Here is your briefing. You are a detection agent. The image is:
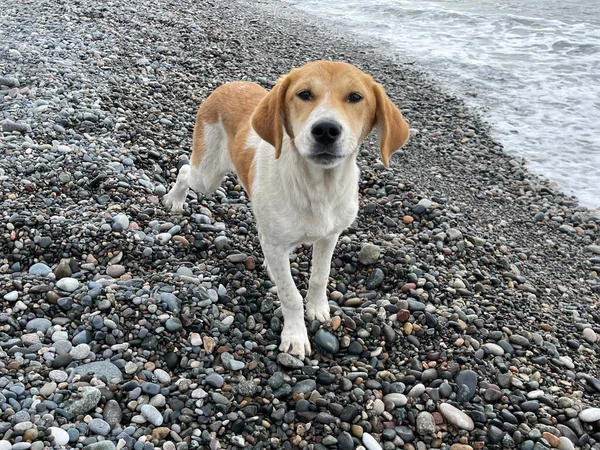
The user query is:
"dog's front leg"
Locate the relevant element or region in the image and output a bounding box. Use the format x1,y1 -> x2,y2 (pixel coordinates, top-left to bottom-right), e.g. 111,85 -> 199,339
262,242 -> 311,359
305,234 -> 338,322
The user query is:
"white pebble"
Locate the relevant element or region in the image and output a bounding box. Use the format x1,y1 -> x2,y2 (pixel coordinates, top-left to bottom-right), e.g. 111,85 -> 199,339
189,332 -> 203,346
49,427 -> 70,446
362,432 -> 383,450
154,369 -> 171,384
579,407 -> 600,423
583,328 -> 597,343
439,403 -> 475,431
483,343 -> 505,356
3,291 -> 18,301
56,277 -> 80,292
383,393 -> 407,406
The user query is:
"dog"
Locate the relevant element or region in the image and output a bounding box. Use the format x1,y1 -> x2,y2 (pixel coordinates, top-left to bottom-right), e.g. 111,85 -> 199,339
163,61 -> 409,359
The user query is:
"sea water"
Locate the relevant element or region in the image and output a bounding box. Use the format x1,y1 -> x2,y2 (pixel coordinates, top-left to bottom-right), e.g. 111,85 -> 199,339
283,0 -> 600,211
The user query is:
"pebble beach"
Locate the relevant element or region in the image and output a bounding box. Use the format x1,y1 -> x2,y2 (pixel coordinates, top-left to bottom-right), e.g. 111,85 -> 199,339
1,1 -> 600,450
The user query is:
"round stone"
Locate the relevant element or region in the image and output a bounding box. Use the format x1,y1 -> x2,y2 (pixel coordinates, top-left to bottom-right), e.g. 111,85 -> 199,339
56,277 -> 79,292
49,427 -> 69,446
106,264 -> 126,277
358,243 -> 380,265
29,263 -> 51,275
583,328 -> 597,343
88,418 -> 111,435
69,343 -> 91,360
579,408 -> 600,423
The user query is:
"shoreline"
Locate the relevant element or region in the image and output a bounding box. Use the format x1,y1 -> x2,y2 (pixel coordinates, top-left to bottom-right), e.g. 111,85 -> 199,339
1,0 -> 600,449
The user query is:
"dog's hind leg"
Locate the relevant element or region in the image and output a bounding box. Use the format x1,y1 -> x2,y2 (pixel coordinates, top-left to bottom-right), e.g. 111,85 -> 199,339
163,116 -> 231,213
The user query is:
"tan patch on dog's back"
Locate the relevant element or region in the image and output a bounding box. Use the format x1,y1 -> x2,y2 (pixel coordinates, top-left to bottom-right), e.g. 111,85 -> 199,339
191,82 -> 267,194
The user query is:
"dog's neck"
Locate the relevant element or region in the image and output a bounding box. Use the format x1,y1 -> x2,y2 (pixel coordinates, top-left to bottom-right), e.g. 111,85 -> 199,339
276,142 -> 359,210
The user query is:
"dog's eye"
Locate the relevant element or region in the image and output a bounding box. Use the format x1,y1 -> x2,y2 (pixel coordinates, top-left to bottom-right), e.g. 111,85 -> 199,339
348,92 -> 363,103
297,90 -> 312,101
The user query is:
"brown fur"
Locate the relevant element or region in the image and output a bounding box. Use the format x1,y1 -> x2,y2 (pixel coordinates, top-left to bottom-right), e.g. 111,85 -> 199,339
191,61 -> 409,199
190,82 -> 267,195
251,61 -> 409,166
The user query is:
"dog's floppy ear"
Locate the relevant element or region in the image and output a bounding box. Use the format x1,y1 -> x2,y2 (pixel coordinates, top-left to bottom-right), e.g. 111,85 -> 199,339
251,76 -> 291,159
372,83 -> 410,167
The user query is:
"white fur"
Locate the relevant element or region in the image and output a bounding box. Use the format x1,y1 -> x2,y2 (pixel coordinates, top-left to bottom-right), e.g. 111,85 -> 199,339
163,119 -> 232,211
164,111 -> 360,360
292,96 -> 360,169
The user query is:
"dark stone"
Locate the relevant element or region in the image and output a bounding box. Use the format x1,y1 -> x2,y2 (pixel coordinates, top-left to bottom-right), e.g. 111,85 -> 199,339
164,352 -> 179,370
340,405 -> 358,423
454,370 -> 477,402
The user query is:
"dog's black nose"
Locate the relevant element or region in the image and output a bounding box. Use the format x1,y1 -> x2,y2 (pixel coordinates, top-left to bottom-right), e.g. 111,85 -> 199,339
311,120 -> 341,146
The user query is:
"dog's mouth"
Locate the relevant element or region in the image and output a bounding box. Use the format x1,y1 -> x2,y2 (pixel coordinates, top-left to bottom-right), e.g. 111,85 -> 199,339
309,152 -> 344,166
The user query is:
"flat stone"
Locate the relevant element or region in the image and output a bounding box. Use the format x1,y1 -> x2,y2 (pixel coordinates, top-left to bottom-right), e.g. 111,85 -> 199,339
292,379 -> 317,394
73,361 -> 122,381
439,403 -> 475,431
66,387 -> 101,416
56,277 -> 79,292
26,318 -> 52,333
29,263 -> 51,275
277,352 -> 304,369
579,407 -> 600,423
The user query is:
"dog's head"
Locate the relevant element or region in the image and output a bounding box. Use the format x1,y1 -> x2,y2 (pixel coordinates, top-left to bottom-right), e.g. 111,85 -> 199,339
251,61 -> 410,168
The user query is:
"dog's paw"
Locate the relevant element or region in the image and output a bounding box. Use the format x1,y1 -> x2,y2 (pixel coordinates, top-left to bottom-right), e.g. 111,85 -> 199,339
162,193 -> 185,214
279,322 -> 311,359
306,297 -> 331,323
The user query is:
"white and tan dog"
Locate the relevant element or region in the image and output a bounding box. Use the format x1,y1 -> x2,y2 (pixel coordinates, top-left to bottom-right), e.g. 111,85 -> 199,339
164,61 -> 409,359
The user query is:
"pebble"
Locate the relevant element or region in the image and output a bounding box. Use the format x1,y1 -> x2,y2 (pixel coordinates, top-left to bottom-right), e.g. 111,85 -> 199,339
28,263 -> 52,275
3,291 -> 18,301
141,404 -> 163,426
48,427 -> 70,446
315,328 -> 340,353
383,393 -> 407,406
88,418 -> 111,435
579,407 -> 600,423
69,343 -> 91,360
362,433 -> 382,450
107,264 -> 126,277
358,243 -> 380,264
66,387 -> 101,416
55,277 -> 80,292
583,327 -> 597,343
277,352 -> 304,368
416,411 -> 436,436
439,403 -> 475,431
